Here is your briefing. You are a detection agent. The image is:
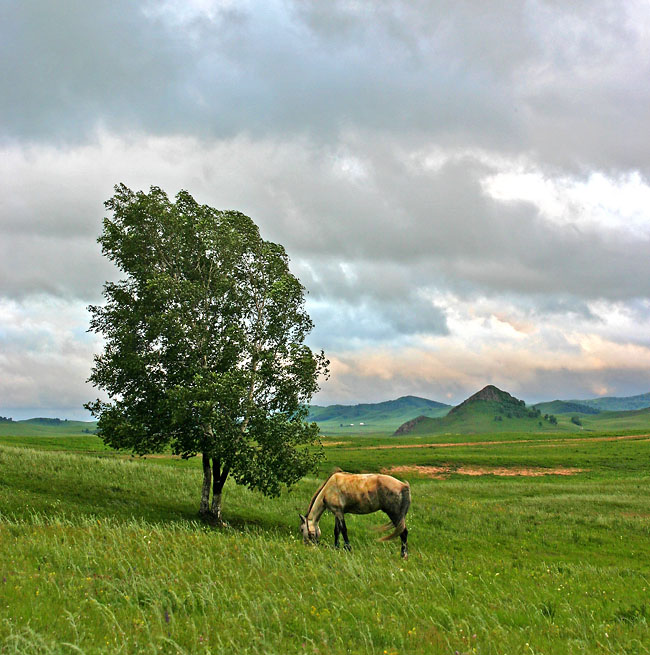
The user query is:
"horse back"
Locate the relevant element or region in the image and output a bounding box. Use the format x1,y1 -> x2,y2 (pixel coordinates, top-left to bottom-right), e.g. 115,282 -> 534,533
324,472 -> 408,515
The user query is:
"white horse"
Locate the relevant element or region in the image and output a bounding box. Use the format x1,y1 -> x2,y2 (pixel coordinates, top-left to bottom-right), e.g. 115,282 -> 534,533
300,468 -> 411,558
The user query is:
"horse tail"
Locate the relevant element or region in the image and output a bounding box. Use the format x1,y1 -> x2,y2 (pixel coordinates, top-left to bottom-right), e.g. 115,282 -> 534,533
379,482 -> 411,542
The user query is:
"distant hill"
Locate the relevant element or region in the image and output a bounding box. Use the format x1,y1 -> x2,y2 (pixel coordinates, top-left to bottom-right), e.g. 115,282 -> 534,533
308,395 -> 451,434
393,385 -> 650,436
566,392 -> 650,412
0,418 -> 97,436
24,417 -> 74,426
394,385 -> 558,435
533,400 -> 600,415
575,406 -> 650,432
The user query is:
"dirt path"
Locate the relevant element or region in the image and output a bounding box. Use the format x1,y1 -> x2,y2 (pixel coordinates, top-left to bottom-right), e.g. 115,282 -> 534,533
350,433 -> 650,451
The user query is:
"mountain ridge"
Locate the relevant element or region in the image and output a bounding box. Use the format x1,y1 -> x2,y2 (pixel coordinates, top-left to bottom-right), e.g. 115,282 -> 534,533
566,392 -> 650,412
533,400 -> 601,415
307,395 -> 451,433
393,385 -> 549,435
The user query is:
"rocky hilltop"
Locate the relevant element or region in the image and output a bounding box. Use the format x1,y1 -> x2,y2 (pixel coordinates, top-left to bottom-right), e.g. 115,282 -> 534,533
449,385 -> 525,415
393,415 -> 429,435
393,384 -> 541,435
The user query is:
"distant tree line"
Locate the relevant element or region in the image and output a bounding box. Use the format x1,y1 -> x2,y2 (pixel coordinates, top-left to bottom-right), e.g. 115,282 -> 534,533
0,416 -> 13,422
493,407 -> 559,425
494,401 -> 543,421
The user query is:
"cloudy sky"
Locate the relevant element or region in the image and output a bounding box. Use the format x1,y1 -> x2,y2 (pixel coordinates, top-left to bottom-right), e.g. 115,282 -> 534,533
2,0 -> 650,419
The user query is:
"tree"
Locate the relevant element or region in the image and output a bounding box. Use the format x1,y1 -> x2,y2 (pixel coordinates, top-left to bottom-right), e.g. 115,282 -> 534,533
85,185 -> 329,523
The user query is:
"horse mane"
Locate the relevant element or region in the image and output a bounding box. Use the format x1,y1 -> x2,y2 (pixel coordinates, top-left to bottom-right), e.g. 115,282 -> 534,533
306,467 -> 343,516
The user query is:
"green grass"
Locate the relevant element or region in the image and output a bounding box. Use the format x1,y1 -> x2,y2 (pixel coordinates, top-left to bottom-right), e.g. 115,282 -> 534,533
0,435 -> 111,454
381,405 -> 650,437
1,431 -> 650,654
308,397 -> 450,435
580,408 -> 650,432
395,404 -> 563,436
567,392 -> 650,412
0,420 -> 96,437
533,400 -> 600,415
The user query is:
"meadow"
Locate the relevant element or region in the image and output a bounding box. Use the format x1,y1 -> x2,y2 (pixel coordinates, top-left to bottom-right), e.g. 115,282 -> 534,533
1,428 -> 649,654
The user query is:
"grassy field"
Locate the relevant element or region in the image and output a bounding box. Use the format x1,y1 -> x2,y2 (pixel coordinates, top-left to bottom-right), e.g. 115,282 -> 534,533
390,407 -> 650,438
1,429 -> 650,654
307,397 -> 450,435
0,420 -> 96,438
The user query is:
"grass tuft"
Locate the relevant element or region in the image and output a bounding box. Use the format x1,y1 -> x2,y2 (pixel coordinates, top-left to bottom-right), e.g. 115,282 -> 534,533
1,434 -> 650,653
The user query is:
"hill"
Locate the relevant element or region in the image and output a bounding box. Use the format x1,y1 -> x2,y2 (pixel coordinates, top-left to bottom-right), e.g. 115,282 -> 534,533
394,385 -> 650,436
533,400 -> 600,415
567,392 -> 650,412
0,418 -> 97,436
578,406 -> 650,431
308,395 -> 451,434
394,385 -> 559,435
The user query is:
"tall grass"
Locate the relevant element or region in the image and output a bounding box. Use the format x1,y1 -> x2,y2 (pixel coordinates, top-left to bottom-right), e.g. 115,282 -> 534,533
1,439 -> 650,654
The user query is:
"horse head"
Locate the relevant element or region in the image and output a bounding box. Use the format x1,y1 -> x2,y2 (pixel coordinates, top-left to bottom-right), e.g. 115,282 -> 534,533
299,513 -> 320,544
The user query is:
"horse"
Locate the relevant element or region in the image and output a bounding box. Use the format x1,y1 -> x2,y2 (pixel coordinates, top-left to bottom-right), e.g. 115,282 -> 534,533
299,468 -> 411,558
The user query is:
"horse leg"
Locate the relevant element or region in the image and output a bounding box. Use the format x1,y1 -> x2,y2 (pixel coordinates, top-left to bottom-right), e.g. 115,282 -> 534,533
400,526 -> 408,559
334,517 -> 341,549
340,517 -> 351,551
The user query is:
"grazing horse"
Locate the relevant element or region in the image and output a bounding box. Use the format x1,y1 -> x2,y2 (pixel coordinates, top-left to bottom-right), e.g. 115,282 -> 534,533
299,468 -> 411,558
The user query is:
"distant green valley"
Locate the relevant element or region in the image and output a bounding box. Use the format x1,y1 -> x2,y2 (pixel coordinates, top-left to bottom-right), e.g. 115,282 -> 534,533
0,418 -> 97,437
309,386 -> 650,436
4,387 -> 650,439
307,395 -> 450,434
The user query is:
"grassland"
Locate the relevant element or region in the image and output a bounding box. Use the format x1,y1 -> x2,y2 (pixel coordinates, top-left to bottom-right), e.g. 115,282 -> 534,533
389,399 -> 650,438
0,419 -> 96,438
307,396 -> 450,435
1,428 -> 650,654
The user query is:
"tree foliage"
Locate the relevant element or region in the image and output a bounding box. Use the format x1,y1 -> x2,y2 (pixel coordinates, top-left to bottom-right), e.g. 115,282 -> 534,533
86,185 -> 328,520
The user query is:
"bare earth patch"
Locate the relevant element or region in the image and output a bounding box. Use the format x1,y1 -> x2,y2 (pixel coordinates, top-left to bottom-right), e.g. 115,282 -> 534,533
322,441 -> 346,447
357,433 -> 650,451
384,465 -> 585,478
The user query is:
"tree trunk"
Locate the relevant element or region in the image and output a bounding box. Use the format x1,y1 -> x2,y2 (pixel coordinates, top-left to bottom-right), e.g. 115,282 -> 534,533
199,452 -> 212,517
211,458 -> 230,525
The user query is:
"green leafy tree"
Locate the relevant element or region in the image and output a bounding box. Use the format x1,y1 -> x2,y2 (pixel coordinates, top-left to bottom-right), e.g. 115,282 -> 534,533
86,185 -> 329,523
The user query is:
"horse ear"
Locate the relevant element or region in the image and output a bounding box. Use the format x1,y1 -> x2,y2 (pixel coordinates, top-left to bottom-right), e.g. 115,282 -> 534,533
299,513 -> 306,523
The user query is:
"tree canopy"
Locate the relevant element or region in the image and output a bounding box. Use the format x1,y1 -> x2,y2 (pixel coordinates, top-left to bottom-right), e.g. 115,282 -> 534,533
86,184 -> 328,522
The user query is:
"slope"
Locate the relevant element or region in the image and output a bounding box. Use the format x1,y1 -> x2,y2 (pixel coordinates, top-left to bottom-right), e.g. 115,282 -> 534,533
567,392 -> 650,412
394,385 -> 561,435
533,400 -> 600,415
0,418 -> 97,437
308,395 -> 451,434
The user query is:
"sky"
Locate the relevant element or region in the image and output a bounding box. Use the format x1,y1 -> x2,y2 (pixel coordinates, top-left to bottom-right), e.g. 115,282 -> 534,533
2,0 -> 650,419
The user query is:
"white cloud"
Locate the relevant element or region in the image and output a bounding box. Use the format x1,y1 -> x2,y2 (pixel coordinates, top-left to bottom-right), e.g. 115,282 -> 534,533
314,295 -> 650,405
483,168 -> 650,239
0,297 -> 103,419
3,1 -> 650,415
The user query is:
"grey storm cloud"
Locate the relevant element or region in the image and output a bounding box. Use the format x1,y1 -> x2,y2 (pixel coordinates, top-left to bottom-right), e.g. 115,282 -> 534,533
2,1 -> 649,172
325,356 -> 650,408
2,132 -> 649,306
2,0 -> 650,413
